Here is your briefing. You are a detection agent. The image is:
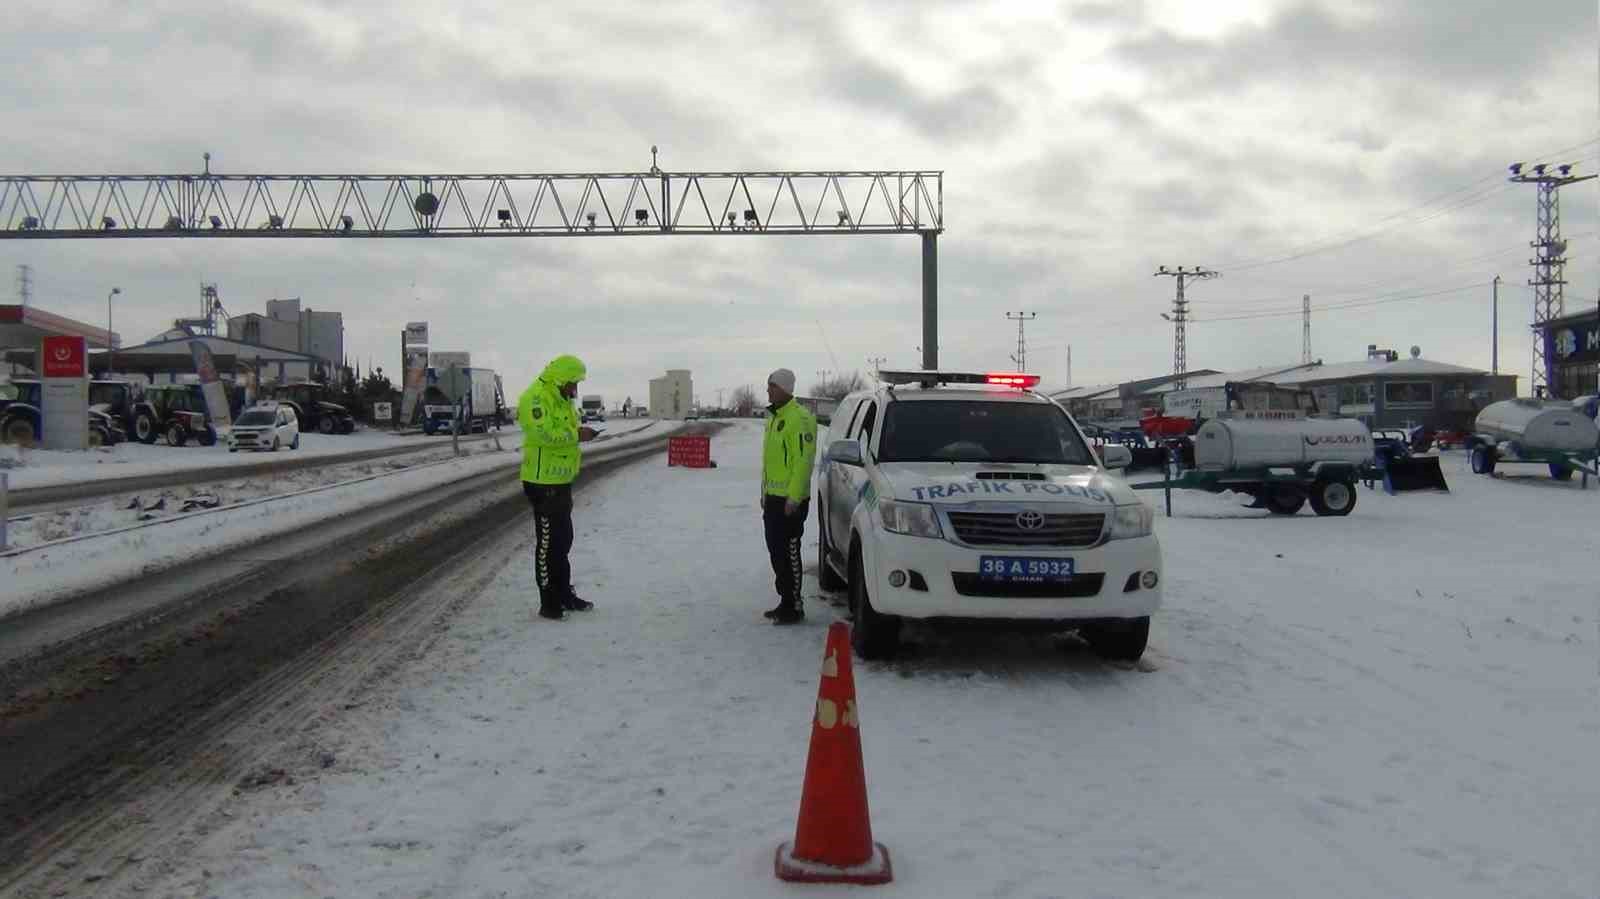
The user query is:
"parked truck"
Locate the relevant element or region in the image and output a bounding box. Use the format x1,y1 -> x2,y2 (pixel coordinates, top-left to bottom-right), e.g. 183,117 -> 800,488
580,394 -> 605,423
423,366 -> 507,434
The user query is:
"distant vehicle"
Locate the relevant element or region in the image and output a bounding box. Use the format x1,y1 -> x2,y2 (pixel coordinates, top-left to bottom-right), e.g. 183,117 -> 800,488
422,367 -> 506,435
270,382 -> 356,435
0,379 -> 125,447
230,403 -> 300,452
817,369 -> 1159,662
581,394 -> 605,423
133,384 -> 219,447
1160,381 -> 1318,424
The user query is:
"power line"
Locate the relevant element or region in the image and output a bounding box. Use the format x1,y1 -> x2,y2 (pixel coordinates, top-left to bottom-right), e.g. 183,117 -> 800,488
1214,138 -> 1600,273
1195,281 -> 1489,322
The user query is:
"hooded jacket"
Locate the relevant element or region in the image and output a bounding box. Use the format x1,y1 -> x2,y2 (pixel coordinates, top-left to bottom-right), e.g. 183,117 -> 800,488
519,355 -> 587,485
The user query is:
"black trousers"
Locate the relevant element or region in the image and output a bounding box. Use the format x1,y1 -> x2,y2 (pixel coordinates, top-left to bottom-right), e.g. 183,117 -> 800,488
524,482 -> 574,609
763,495 -> 809,607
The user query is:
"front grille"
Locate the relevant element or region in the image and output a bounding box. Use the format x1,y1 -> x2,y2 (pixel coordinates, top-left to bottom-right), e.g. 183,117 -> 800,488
951,572 -> 1105,598
945,511 -> 1105,547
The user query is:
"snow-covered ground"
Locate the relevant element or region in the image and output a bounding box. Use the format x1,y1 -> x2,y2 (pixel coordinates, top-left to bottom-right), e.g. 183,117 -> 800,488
142,421 -> 1597,898
0,419 -> 660,491
0,421 -> 672,619
1,420 -> 661,551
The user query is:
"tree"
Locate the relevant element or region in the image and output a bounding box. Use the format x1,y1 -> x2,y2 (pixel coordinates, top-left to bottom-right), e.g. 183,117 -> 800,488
361,366 -> 395,399
730,384 -> 760,416
809,370 -> 867,401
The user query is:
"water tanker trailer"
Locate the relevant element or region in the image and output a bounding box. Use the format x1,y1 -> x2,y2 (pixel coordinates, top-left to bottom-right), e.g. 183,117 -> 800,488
1132,416 -> 1370,516
1466,399 -> 1599,483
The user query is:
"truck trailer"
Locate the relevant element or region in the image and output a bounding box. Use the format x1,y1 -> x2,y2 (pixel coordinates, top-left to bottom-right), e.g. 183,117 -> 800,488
423,366 -> 507,434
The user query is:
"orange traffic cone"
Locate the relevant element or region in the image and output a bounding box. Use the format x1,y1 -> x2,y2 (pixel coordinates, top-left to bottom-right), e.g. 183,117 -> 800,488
775,621 -> 893,885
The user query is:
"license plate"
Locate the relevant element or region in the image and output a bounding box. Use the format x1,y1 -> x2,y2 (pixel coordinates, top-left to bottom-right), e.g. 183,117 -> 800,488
977,556 -> 1076,583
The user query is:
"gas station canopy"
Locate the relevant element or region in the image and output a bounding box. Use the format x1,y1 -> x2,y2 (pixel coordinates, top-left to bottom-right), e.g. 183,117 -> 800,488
0,304 -> 117,351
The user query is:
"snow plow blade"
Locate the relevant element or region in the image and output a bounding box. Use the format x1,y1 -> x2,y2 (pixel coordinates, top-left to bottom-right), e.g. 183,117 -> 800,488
1382,456 -> 1449,493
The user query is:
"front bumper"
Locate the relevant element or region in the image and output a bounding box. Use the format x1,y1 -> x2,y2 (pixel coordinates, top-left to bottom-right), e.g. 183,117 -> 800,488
230,428 -> 271,450
865,529 -> 1162,621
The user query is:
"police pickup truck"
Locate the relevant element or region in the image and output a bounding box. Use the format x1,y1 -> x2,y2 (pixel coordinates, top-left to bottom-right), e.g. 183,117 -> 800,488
816,370 -> 1162,661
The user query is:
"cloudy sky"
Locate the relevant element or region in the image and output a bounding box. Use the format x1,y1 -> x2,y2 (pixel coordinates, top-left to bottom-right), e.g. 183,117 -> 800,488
2,0 -> 1595,404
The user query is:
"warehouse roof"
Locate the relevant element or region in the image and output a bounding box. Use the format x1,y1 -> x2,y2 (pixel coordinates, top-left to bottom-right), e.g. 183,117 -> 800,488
1271,357 -> 1491,384
1139,363 -> 1320,395
1048,382 -> 1120,401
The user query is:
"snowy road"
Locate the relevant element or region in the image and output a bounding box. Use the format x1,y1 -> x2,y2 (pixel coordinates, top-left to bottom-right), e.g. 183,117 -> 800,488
76,421 -> 1598,898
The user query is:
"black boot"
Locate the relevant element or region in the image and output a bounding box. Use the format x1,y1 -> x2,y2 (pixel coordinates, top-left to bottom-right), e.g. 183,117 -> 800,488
770,604 -> 805,626
563,593 -> 594,612
538,605 -> 565,621
763,601 -> 787,620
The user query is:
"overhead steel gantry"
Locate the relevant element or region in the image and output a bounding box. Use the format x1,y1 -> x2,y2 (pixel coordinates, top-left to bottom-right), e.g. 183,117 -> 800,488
0,155 -> 946,367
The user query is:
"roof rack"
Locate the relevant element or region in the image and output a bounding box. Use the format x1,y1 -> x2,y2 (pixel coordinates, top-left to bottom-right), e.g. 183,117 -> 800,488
875,369 -> 1042,389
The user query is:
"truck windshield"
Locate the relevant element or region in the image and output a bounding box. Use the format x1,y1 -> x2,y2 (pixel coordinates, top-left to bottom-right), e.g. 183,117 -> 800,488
878,401 -> 1096,465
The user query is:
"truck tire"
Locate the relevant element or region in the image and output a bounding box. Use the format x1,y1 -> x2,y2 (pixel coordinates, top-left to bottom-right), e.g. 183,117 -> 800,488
1549,463 -> 1573,481
1265,485 -> 1306,515
340,419 -> 355,434
199,427 -> 218,447
1083,616 -> 1150,662
165,422 -> 189,447
3,415 -> 37,447
135,411 -> 159,444
1470,445 -> 1496,475
849,549 -> 900,660
318,416 -> 336,435
816,502 -> 846,592
1308,478 -> 1357,516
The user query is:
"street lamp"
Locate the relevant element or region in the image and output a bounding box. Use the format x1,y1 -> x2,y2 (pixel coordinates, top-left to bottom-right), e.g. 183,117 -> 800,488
107,287 -> 121,376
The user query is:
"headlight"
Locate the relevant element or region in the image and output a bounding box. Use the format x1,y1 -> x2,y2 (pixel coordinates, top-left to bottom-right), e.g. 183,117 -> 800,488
1107,503 -> 1154,539
878,500 -> 943,539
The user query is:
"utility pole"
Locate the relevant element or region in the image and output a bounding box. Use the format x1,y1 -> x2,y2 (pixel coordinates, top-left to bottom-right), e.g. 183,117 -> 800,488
1005,311 -> 1036,371
1302,295 -> 1312,365
866,356 -> 886,376
1492,275 -> 1499,376
1154,265 -> 1218,389
1508,161 -> 1596,395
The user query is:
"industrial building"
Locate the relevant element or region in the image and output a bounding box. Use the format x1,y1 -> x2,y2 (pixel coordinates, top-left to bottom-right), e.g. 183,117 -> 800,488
648,369 -> 694,420
1536,307 -> 1599,400
1052,345 -> 1518,431
226,297 -> 344,370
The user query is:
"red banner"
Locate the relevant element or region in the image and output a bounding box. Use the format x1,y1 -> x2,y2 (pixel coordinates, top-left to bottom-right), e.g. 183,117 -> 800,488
41,336 -> 86,378
667,434 -> 711,468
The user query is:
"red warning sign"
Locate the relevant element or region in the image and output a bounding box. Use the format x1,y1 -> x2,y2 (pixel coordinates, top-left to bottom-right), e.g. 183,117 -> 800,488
667,435 -> 711,468
41,336 -> 86,378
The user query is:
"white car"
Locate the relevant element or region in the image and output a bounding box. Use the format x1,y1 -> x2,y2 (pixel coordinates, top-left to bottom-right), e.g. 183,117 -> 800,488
816,370 -> 1162,661
229,403 -> 300,452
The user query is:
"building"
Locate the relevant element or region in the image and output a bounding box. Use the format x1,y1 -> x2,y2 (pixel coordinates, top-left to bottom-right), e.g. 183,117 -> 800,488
226,297 -> 345,369
115,332 -> 325,390
1537,307 -> 1599,399
1052,346 -> 1517,431
648,369 -> 694,419
1267,347 -> 1516,430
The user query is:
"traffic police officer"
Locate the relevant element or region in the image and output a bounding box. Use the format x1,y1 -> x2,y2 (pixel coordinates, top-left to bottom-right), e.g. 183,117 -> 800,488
520,354 -> 599,620
759,368 -> 818,625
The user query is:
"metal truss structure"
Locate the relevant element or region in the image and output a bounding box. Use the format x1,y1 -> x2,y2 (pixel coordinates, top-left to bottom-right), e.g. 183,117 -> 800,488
0,170 -> 941,239
1508,162 -> 1595,396
0,163 -> 946,368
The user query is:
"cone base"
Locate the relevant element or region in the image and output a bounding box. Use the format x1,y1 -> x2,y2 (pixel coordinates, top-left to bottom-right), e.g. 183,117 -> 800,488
774,841 -> 893,885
